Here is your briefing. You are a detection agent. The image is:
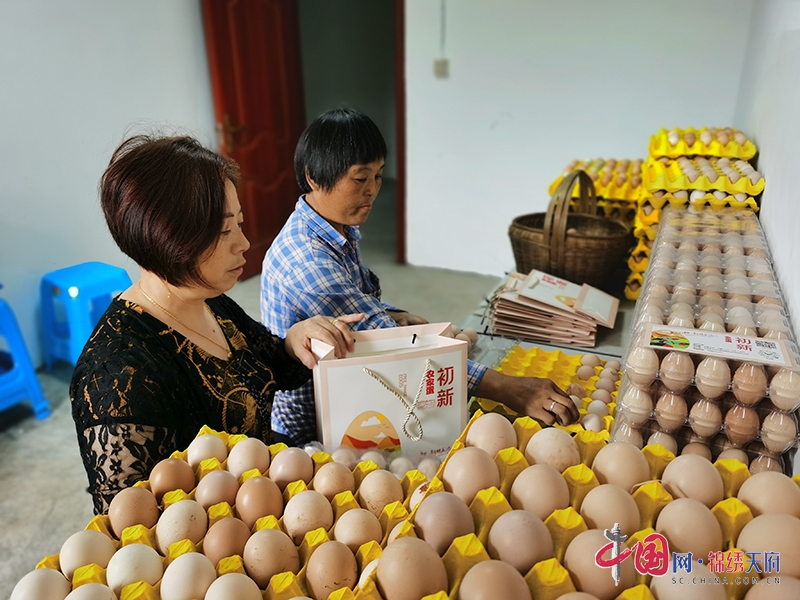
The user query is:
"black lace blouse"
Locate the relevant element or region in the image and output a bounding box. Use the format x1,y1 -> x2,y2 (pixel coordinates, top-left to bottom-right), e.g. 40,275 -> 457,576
69,294 -> 310,514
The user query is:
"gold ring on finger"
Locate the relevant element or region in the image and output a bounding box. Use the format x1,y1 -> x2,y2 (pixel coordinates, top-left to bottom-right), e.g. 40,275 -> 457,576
332,318 -> 340,326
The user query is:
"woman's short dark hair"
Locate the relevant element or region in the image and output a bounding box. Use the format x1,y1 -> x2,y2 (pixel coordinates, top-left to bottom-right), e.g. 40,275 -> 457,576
294,108 -> 387,193
100,135 -> 240,287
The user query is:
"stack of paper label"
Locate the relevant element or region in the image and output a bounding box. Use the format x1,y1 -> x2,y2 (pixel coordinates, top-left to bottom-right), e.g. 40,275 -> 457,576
488,270 -> 619,347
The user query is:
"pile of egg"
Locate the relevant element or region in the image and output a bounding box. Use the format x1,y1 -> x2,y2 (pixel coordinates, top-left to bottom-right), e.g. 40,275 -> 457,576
443,324 -> 478,354
666,127 -> 749,150
614,206 -> 800,474
551,157 -> 644,205
11,431 -> 448,600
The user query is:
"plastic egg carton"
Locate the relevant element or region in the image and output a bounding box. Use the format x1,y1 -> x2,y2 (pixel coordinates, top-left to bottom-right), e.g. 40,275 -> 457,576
548,157 -> 644,202
648,127 -> 757,160
612,369 -> 800,476
641,190 -> 760,213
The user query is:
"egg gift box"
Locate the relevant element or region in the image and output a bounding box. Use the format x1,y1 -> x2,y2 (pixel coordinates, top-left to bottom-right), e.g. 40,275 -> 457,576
311,322 -> 468,464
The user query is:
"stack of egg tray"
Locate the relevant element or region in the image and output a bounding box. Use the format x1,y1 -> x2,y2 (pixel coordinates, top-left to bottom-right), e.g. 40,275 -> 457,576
398,408 -> 800,600
548,158 -> 643,226
624,127 -> 763,301
613,205 -> 800,477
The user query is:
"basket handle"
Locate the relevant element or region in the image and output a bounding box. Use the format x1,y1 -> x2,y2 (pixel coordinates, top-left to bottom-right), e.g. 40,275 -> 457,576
542,170 -> 597,275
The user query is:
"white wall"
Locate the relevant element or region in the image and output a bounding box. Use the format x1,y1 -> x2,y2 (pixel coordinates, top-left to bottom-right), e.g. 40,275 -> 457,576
297,0 -> 396,178
0,0 -> 215,367
405,0 -> 754,275
733,0 -> 800,346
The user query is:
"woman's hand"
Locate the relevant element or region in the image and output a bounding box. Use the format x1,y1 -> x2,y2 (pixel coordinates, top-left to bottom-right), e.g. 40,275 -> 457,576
387,310 -> 428,327
285,313 -> 364,369
475,370 -> 579,426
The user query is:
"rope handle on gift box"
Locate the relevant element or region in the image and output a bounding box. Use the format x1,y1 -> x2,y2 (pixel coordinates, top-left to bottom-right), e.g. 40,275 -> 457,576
362,359 -> 431,442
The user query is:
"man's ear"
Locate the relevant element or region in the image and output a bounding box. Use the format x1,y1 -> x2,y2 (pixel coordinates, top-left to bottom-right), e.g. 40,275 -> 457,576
306,169 -> 320,191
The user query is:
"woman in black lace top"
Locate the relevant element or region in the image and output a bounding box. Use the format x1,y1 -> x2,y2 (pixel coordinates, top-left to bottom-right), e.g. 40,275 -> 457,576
70,135 -> 362,514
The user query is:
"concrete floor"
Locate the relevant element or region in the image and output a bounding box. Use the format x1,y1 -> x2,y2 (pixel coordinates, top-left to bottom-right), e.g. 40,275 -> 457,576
0,181 -> 501,598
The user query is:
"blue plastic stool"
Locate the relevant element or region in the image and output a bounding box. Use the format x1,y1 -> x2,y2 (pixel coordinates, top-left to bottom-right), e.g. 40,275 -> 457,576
40,262 -> 132,371
0,297 -> 50,419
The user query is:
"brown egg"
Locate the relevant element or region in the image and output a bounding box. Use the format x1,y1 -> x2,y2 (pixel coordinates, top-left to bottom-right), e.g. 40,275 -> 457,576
148,457 -> 196,503
618,386 -> 652,426
612,419 -> 644,448
194,469 -> 239,509
563,529 -> 636,600
486,510 -> 552,575
769,368 -> 800,412
591,442 -> 651,493
717,447 -> 749,465
242,528 -> 300,587
524,427 -> 580,473
761,410 -> 798,454
226,437 -> 271,479
306,540 -> 358,599
331,446 -> 359,470
648,431 -> 678,455
661,454 -> 724,508
738,471 -> 800,517
465,412 -> 518,457
650,562 -> 725,600
579,484 -> 640,533
724,404 -> 760,446
202,516 -> 251,566
268,447 -> 314,490
442,446 -> 500,505
660,352 -> 695,392
590,389 -> 612,404
156,498 -> 208,555
358,469 -> 405,517
626,347 -> 660,386
695,357 -> 731,399
108,486 -> 160,538
605,360 -> 622,371
656,498 -> 723,560
577,365 -> 596,380
744,576 -> 800,599
413,491 -> 474,556
594,377 -> 617,393
376,537 -> 449,599
186,434 -> 228,469
580,353 -> 602,367
737,514 -> 800,577
567,383 -> 586,398
681,441 -> 713,460
311,461 -> 356,502
283,490 -> 334,545
333,507 -> 383,554
654,390 -> 688,432
689,398 -> 723,438
732,363 -> 768,405
458,560 -> 531,600
234,475 -> 283,528
750,454 -> 783,474
509,464 -> 570,520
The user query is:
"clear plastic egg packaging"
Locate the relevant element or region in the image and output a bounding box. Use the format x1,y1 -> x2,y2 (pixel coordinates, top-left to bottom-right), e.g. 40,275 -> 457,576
615,331 -> 800,471
649,127 -> 757,161
18,426 -> 457,600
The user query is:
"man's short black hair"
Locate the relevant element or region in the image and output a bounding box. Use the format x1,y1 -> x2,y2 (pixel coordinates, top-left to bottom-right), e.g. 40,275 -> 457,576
294,108 -> 387,193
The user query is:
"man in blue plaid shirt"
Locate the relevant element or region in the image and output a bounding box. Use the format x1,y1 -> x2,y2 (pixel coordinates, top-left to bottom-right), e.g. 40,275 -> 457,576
261,108 -> 578,446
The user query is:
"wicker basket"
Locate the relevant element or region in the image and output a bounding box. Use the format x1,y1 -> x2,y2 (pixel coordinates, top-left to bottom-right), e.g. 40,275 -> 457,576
508,170 -> 633,288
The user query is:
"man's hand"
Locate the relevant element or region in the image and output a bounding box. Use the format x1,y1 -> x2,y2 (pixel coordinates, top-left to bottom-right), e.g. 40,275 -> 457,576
475,370 -> 579,426
387,310 -> 428,327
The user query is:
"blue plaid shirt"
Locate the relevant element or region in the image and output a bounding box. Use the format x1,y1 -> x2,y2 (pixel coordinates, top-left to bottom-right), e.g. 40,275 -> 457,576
261,197 -> 487,445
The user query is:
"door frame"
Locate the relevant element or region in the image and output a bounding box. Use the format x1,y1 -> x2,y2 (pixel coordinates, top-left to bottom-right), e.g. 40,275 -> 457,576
394,0 -> 406,265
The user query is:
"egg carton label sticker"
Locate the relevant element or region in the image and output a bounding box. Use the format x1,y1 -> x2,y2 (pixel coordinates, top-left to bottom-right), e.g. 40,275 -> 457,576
641,324 -> 794,367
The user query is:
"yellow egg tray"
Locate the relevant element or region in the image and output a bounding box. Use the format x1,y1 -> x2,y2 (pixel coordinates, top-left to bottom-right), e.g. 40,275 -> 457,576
568,199 -> 638,226
642,158 -> 765,196
639,191 -> 760,213
548,158 -> 644,202
628,252 -> 649,275
649,128 -> 757,161
625,272 -> 645,301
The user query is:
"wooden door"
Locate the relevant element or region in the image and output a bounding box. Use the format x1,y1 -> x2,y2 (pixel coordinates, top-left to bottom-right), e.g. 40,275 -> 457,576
202,0 -> 306,280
